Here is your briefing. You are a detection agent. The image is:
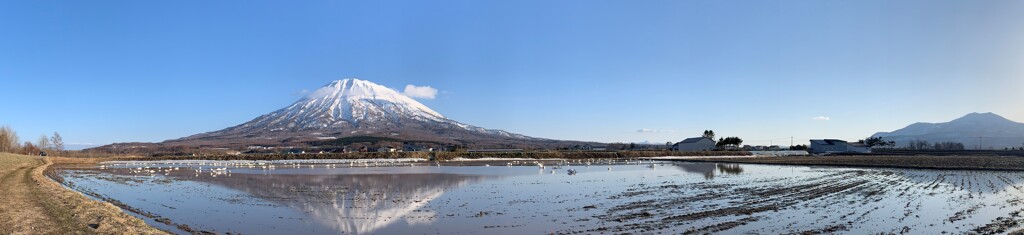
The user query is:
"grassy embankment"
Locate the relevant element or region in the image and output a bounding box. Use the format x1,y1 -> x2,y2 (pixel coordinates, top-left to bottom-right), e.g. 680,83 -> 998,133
116,150 -> 750,161
0,153 -> 165,234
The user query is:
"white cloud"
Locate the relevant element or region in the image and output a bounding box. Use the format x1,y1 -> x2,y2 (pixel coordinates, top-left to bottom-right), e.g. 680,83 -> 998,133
811,116 -> 831,121
403,84 -> 438,99
637,128 -> 674,133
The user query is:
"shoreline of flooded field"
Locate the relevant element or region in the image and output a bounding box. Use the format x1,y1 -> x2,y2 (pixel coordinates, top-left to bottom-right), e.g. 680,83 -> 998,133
56,159 -> 1024,234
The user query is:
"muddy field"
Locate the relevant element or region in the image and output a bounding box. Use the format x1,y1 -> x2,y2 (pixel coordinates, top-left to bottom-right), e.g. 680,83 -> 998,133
678,155 -> 1024,171
55,159 -> 1024,234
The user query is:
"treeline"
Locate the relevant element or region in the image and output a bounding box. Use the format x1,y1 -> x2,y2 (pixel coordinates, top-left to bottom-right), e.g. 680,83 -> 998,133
858,137 -> 896,148
905,140 -> 965,150
715,137 -> 744,148
0,125 -> 64,156
702,130 -> 744,149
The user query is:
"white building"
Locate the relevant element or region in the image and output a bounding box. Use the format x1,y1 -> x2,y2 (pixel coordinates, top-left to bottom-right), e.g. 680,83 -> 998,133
672,137 -> 716,151
377,147 -> 396,152
809,139 -> 871,154
582,144 -> 608,151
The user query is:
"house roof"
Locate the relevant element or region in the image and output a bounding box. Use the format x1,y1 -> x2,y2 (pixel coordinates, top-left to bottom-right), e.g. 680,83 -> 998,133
680,137 -> 712,144
849,142 -> 868,147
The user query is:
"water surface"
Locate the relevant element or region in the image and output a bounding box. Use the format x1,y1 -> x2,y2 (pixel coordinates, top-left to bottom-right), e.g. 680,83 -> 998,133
59,159 -> 1024,234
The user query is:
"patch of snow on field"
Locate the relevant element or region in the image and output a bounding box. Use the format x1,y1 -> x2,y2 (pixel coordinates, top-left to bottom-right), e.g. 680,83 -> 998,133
750,151 -> 810,157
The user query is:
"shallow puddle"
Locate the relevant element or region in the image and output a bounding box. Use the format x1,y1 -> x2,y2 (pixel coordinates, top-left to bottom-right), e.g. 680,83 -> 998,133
57,159 -> 1024,234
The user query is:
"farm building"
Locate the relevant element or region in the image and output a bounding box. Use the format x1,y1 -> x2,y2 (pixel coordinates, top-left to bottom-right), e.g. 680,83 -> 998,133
809,139 -> 871,154
672,137 -> 716,151
582,144 -> 607,151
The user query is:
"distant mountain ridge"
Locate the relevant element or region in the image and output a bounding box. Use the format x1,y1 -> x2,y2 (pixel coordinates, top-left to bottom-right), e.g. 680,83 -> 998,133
871,112 -> 1024,149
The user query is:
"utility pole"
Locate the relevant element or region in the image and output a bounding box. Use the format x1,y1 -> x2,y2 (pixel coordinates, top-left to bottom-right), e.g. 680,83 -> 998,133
977,137 -> 984,150
791,136 -> 794,147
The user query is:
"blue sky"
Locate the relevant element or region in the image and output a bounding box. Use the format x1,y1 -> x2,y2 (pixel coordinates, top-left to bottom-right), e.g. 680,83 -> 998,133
2,0 -> 1023,149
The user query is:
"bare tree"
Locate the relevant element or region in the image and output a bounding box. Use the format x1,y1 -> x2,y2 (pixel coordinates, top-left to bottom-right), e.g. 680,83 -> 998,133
933,141 -> 964,150
50,132 -> 63,155
37,134 -> 51,152
906,140 -> 930,150
21,141 -> 38,156
0,125 -> 19,153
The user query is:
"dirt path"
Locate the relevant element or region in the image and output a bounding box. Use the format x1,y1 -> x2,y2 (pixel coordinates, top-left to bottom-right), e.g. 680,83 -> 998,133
0,154 -> 78,233
0,153 -> 166,234
0,155 -> 69,234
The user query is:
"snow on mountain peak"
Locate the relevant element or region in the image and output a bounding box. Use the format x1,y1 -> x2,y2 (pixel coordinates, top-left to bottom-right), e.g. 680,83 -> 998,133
311,79 -> 385,98
303,79 -> 444,118
177,78 -> 535,142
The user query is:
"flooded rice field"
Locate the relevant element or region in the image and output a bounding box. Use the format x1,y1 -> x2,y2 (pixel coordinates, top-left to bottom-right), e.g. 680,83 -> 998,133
56,159 -> 1024,234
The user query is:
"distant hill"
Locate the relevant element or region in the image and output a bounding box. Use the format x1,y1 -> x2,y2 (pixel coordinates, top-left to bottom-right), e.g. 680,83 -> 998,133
871,112 -> 1024,150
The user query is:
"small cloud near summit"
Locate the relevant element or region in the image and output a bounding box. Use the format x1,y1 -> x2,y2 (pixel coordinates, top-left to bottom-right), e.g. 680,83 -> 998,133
403,84 -> 438,99
811,116 -> 831,121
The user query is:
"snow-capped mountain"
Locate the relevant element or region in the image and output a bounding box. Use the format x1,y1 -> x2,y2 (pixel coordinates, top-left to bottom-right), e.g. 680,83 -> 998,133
170,79 -> 547,147
871,112 -> 1024,149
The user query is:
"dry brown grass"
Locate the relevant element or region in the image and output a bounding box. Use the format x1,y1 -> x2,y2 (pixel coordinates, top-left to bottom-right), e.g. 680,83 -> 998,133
0,153 -> 166,234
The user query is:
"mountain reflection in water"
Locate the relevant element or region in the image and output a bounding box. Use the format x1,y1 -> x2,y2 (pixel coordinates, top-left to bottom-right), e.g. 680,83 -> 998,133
66,161 -> 1024,234
179,173 -> 489,234
675,163 -> 744,179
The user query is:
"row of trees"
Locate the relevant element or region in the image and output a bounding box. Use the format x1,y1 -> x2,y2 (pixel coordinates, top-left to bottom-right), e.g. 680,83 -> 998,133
702,130 -> 744,149
904,140 -> 965,150
0,125 -> 64,156
858,137 -> 896,148
716,137 -> 744,148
